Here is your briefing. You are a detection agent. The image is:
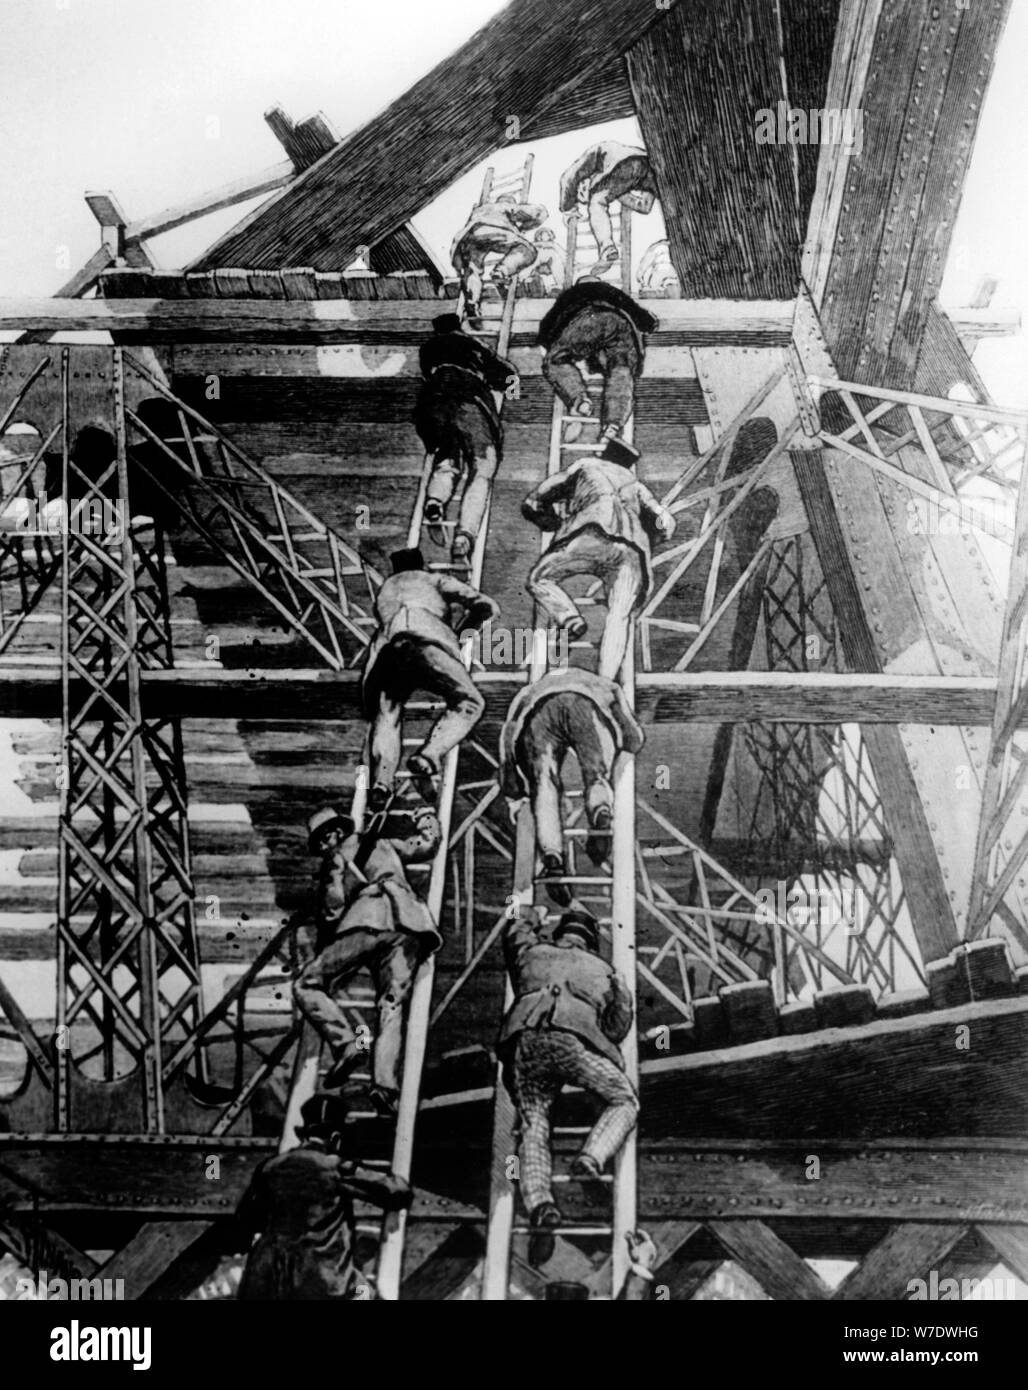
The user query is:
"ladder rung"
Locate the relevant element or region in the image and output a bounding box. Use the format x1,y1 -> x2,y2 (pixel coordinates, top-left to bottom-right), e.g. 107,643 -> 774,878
512,1225 -> 612,1237
551,1173 -> 613,1184
267,532 -> 324,543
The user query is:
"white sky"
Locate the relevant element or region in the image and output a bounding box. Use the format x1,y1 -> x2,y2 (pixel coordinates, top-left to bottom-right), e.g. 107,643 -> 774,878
0,0 -> 1025,401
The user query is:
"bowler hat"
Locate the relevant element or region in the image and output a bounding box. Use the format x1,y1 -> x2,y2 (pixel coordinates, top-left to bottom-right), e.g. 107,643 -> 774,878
307,805 -> 353,853
391,547 -> 425,573
553,908 -> 600,952
602,437 -> 640,469
432,313 -> 463,335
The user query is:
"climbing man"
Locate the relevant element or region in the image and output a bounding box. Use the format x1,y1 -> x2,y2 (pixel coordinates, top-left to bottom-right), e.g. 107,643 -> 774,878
237,1092 -> 412,1300
415,313 -> 518,562
293,804 -> 443,1116
360,547 -> 499,807
558,141 -> 657,275
637,239 -> 681,299
531,226 -> 567,296
450,192 -> 548,321
522,437 -> 676,680
498,907 -> 637,1268
498,667 -> 644,904
538,275 -> 658,443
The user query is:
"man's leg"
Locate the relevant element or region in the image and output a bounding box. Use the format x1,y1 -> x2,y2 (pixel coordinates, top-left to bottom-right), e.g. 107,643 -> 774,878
525,531 -> 602,639
426,454 -> 462,513
572,714 -> 616,865
367,931 -> 424,1099
543,352 -> 591,412
454,237 -> 486,312
453,404 -> 499,556
599,341 -> 640,436
415,644 -> 486,771
597,543 -> 644,680
561,1034 -> 639,1173
525,742 -> 564,863
511,1036 -> 560,1215
368,687 -> 404,803
587,187 -> 617,261
293,930 -> 379,1065
492,235 -> 537,288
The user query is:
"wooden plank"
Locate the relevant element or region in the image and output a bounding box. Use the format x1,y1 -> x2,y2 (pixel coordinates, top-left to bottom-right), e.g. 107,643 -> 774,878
399,1223 -> 483,1300
96,1220 -> 213,1300
708,1219 -> 829,1300
0,295 -> 795,344
586,1219 -> 701,1298
0,666 -> 1010,723
833,1222 -> 967,1301
124,162 -> 295,244
55,245 -> 115,299
977,1224 -> 1028,1284
189,0 -> 678,271
629,0 -> 802,299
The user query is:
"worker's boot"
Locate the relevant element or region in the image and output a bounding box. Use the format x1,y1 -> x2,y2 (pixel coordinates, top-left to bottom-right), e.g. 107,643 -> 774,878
585,805 -> 613,865
407,751 -> 440,803
563,398 -> 593,443
539,852 -> 572,906
368,781 -> 393,813
323,1041 -> 363,1090
528,1201 -> 562,1268
558,613 -> 588,645
589,244 -> 619,277
451,529 -> 474,564
570,1152 -> 609,1206
368,1084 -> 400,1119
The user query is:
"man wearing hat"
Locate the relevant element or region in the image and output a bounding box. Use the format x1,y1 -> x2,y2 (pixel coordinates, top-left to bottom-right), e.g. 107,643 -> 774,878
538,276 -> 658,444
522,438 -> 675,679
498,667 -> 645,903
450,192 -> 548,321
415,314 -> 518,562
237,1092 -> 412,1300
497,907 -> 637,1267
361,547 -> 499,808
558,141 -> 658,274
294,804 -> 442,1114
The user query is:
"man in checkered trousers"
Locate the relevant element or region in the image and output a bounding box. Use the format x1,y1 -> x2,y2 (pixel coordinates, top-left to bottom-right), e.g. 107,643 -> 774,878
497,907 -> 637,1267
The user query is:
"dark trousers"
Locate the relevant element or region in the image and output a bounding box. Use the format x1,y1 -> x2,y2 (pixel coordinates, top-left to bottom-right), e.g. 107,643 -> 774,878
416,396 -> 500,542
369,636 -> 485,791
519,696 -> 616,860
293,927 -> 425,1092
543,308 -> 641,434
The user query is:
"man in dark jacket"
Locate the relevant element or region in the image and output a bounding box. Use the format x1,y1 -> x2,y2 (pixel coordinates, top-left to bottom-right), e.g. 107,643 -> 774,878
293,805 -> 442,1114
498,908 -> 637,1267
415,314 -> 518,562
522,437 -> 675,679
539,277 -> 658,443
498,667 -> 645,902
558,141 -> 658,273
360,547 -> 499,806
237,1093 -> 411,1300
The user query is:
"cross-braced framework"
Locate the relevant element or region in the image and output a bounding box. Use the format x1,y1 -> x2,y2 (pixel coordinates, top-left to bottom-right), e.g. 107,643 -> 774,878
56,350 -> 204,1131
122,352 -> 381,671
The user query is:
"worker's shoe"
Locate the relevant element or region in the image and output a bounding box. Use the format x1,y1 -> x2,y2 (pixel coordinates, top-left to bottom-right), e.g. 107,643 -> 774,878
563,399 -> 594,443
368,782 -> 393,813
585,805 -> 613,865
528,1201 -> 562,1268
570,1153 -> 609,1205
323,1042 -> 363,1090
451,530 -> 474,563
423,498 -> 445,525
540,852 -> 572,906
558,614 -> 588,645
368,1085 -> 400,1119
408,752 -> 440,802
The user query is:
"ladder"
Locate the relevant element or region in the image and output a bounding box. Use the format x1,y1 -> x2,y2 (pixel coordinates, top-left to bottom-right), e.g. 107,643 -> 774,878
276,159 -> 533,1300
482,319 -> 639,1296
564,200 -> 633,294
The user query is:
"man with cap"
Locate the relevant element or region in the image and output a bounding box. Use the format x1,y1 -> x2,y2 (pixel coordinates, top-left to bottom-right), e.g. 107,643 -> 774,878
415,314 -> 518,562
450,192 -> 548,321
522,438 -> 676,680
361,547 -> 500,808
237,1092 -> 412,1300
294,804 -> 443,1115
498,667 -> 645,903
497,907 -> 637,1268
538,275 -> 658,444
558,141 -> 658,274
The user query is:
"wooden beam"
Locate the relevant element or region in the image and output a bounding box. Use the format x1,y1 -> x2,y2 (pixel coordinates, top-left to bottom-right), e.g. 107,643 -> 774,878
189,0 -> 678,271
833,1222 -> 967,1301
804,0 -> 1011,384
0,296 -> 794,345
977,1223 -> 1028,1285
0,666 -> 1011,723
96,1220 -> 213,1300
124,162 -> 295,245
628,0 -> 803,299
709,1219 -> 828,1300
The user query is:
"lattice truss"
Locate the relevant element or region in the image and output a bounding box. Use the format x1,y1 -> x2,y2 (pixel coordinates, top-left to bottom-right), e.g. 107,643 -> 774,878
813,378 -> 1028,959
